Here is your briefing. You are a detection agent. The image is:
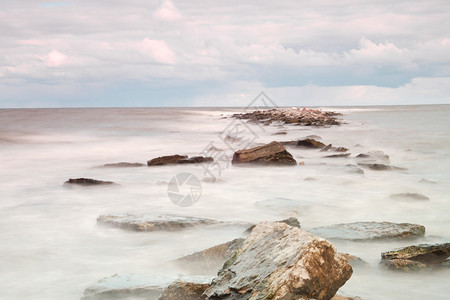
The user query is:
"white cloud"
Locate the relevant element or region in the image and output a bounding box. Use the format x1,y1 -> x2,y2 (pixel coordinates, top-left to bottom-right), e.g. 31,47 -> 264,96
153,0 -> 181,21
135,38 -> 176,64
42,50 -> 68,67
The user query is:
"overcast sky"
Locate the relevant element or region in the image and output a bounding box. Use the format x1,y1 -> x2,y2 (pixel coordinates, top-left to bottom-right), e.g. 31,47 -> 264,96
1,0 -> 450,107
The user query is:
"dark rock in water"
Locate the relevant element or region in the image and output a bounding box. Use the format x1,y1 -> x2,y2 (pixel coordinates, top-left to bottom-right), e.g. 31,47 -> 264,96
381,243 -> 450,267
320,144 -> 332,152
232,141 -> 297,165
64,178 -> 115,186
178,156 -> 214,164
323,153 -> 351,158
159,281 -> 210,300
99,162 -> 145,168
345,164 -> 364,174
169,238 -> 245,275
304,177 -> 317,181
309,222 -> 425,241
358,163 -> 407,171
305,135 -> 323,140
390,193 -> 430,201
419,178 -> 437,184
279,140 -> 298,146
97,214 -> 223,232
355,151 -> 390,164
204,222 -> 352,300
296,138 -> 326,149
334,147 -> 349,152
381,258 -> 428,271
341,253 -> 369,267
272,131 -> 288,135
147,155 -> 188,166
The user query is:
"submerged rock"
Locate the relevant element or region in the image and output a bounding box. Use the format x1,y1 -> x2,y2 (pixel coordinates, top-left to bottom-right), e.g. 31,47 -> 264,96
320,144 -> 333,152
323,153 -> 351,158
231,141 -> 297,165
159,281 -> 210,300
169,238 -> 245,275
390,193 -> 430,201
309,222 -> 425,241
97,214 -> 223,232
355,151 -> 390,164
381,243 -> 450,270
357,163 -> 407,171
64,178 -> 115,186
204,222 -> 352,300
419,178 -> 437,184
147,155 -> 213,166
341,253 -> 369,267
296,138 -> 326,149
98,162 -> 145,168
178,156 -> 214,164
344,164 -> 364,174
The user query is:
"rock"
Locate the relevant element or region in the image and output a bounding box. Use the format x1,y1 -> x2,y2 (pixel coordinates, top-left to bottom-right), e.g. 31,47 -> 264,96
390,193 -> 430,201
169,239 -> 245,275
98,162 -> 145,168
147,155 -> 213,166
309,222 -> 425,241
81,274 -> 170,300
178,156 -> 214,164
147,154 -> 188,166
231,141 -> 297,165
245,217 -> 301,234
296,138 -> 326,149
204,222 -> 352,300
331,295 -> 363,300
381,259 -> 428,271
159,281 -> 210,300
272,131 -> 288,135
64,178 -> 115,186
381,243 -> 450,266
306,135 -> 323,140
341,253 -> 369,267
344,164 -> 364,174
320,144 -> 332,152
419,178 -> 437,184
334,147 -> 349,152
355,151 -> 390,164
357,163 -> 407,171
97,214 -> 222,232
305,177 -> 317,181
323,153 -> 351,158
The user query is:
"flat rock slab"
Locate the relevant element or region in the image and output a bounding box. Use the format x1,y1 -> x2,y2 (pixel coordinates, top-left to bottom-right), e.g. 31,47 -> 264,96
323,153 -> 351,158
355,151 -> 390,164
390,193 -> 430,201
381,243 -> 450,266
159,281 -> 210,300
98,162 -> 146,168
204,222 -> 352,300
147,155 -> 213,166
296,138 -> 326,149
358,163 -> 407,171
232,141 -> 297,165
64,178 -> 115,186
97,214 -> 234,232
309,222 -> 425,241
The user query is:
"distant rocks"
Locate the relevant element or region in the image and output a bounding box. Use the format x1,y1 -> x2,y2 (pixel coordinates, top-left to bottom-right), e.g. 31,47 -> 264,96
309,221 -> 425,241
98,162 -> 145,168
296,138 -> 326,149
390,193 -> 430,201
64,178 -> 115,186
381,243 -> 450,271
204,222 -> 352,300
232,108 -> 342,126
231,141 -> 297,165
97,214 -> 223,232
147,155 -> 213,166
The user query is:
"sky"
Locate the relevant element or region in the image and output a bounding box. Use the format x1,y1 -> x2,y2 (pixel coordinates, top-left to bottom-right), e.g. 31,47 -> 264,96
1,0 -> 450,108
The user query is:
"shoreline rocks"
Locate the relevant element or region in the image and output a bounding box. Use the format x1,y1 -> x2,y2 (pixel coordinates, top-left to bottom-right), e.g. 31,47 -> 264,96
231,141 -> 297,165
204,222 -> 352,300
64,178 -> 115,186
147,155 -> 213,166
309,222 -> 425,241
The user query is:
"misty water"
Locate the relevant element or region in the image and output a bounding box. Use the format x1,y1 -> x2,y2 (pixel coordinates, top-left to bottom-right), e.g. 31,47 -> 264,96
0,105 -> 449,299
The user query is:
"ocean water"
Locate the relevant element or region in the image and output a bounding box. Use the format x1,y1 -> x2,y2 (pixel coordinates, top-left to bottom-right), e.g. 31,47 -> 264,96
0,105 -> 449,299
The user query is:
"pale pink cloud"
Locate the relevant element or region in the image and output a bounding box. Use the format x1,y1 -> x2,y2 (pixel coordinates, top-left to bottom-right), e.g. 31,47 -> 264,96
43,50 -> 68,67
153,0 -> 181,21
136,38 -> 176,64
18,39 -> 48,46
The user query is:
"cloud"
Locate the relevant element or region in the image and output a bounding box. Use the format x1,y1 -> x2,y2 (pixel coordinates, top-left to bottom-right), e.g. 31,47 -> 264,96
153,0 -> 182,21
135,38 -> 176,64
42,50 -> 68,67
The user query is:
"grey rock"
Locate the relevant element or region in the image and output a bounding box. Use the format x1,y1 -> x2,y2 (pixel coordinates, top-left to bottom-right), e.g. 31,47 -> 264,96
64,178 -> 115,186
390,193 -> 430,201
232,141 -> 297,166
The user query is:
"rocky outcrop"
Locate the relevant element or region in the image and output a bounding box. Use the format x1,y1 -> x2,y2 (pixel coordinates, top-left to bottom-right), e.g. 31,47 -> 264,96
97,214 -> 223,232
231,141 -> 297,165
232,108 -> 342,126
355,151 -> 390,164
309,222 -> 425,241
204,222 -> 352,300
147,155 -> 213,166
98,162 -> 145,168
381,243 -> 450,271
64,178 -> 115,186
159,281 -> 210,300
390,193 -> 430,201
296,138 -> 326,149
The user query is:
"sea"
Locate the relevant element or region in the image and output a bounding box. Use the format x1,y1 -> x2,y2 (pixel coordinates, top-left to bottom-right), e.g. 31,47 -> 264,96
0,105 -> 449,299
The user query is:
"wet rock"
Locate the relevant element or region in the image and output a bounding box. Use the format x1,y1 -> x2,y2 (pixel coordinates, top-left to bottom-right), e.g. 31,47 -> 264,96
344,164 -> 364,174
159,281 -> 210,300
309,222 -> 425,241
178,156 -> 214,164
97,214 -> 222,232
231,141 -> 297,165
390,193 -> 430,201
147,155 -> 188,166
305,177 -> 318,181
64,178 -> 115,186
320,144 -> 332,152
305,135 -> 323,140
357,163 -> 407,171
355,151 -> 390,164
341,253 -> 369,267
381,243 -> 450,268
204,222 -> 352,300
272,131 -> 288,135
296,138 -> 326,149
331,295 -> 363,300
334,147 -> 349,152
98,162 -> 145,168
381,259 -> 428,271
323,153 -> 351,158
169,239 -> 245,275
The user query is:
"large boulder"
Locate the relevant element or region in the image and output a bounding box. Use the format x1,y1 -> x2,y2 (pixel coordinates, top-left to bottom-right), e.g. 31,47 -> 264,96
309,222 -> 425,241
231,141 -> 296,165
204,222 -> 352,300
64,178 -> 115,186
97,214 -> 222,232
381,243 -> 450,271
